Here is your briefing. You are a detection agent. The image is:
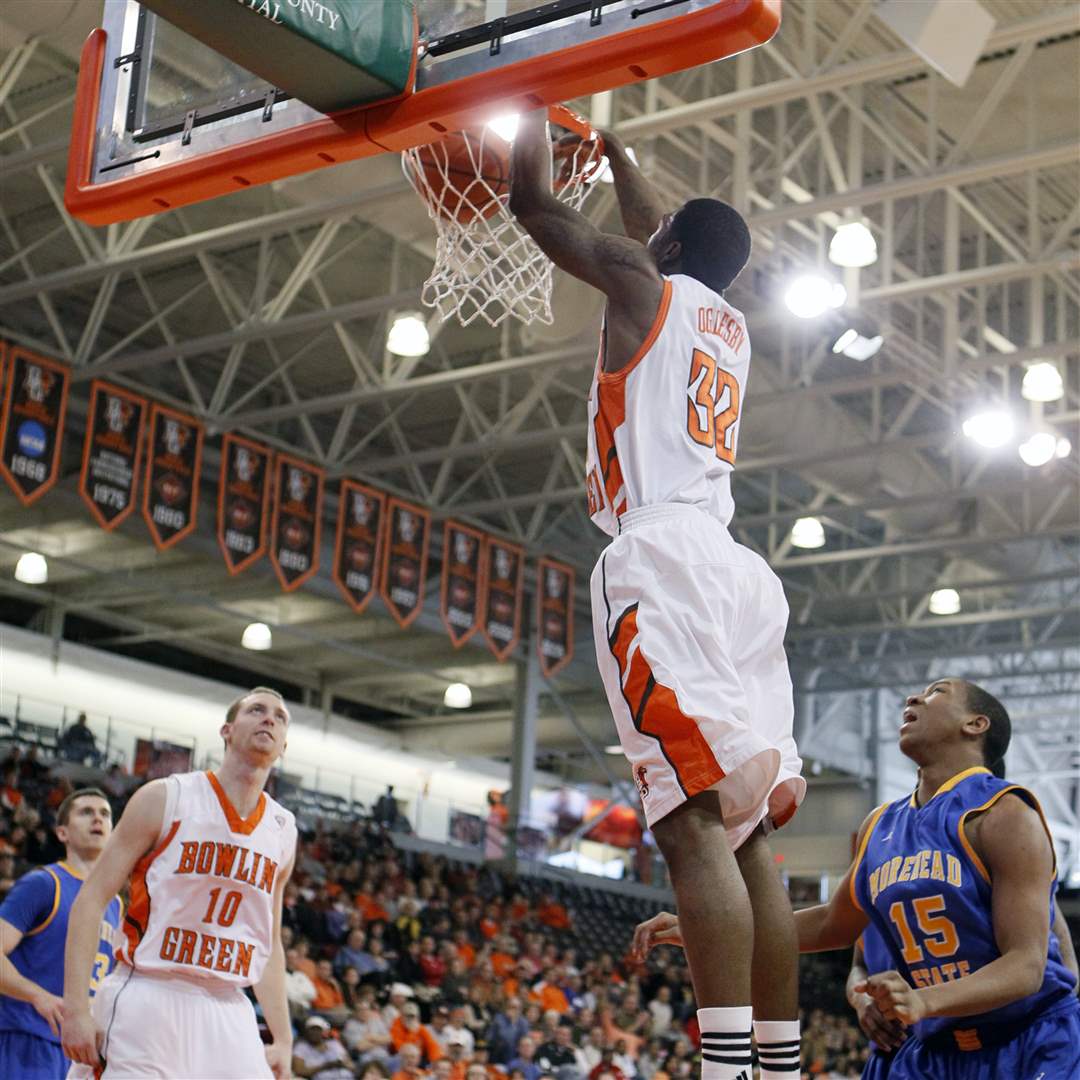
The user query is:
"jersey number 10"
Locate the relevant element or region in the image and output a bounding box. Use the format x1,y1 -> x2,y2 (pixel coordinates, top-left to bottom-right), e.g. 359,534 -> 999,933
686,348 -> 739,464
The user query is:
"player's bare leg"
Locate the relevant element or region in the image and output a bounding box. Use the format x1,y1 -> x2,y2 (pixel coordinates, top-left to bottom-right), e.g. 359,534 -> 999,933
735,825 -> 801,1078
652,789 -> 754,1079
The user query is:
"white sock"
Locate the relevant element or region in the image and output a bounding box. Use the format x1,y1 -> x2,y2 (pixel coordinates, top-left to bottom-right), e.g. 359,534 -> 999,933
698,1006 -> 753,1080
753,1018 -> 801,1078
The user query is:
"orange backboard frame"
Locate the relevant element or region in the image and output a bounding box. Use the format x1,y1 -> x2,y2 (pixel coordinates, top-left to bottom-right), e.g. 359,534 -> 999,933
66,0 -> 781,226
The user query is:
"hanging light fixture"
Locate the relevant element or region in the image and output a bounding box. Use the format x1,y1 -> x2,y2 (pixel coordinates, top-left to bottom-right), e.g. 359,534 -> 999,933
386,313 -> 430,358
961,409 -> 1014,449
828,221 -> 878,268
241,622 -> 273,650
1020,362 -> 1064,402
929,588 -> 961,615
14,552 -> 48,585
790,517 -> 826,549
784,275 -> 847,319
443,682 -> 472,709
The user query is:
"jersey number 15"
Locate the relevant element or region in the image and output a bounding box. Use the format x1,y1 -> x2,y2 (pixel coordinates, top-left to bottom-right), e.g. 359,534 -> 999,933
686,348 -> 739,464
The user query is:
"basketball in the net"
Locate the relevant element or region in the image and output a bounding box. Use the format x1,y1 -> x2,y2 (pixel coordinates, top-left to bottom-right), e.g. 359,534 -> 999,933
415,130 -> 511,224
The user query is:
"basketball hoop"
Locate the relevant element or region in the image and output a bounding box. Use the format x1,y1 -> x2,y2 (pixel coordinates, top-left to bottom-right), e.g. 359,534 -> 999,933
402,105 -> 605,328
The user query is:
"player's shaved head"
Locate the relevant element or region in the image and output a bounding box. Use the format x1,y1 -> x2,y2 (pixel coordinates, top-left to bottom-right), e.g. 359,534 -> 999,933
671,198 -> 751,294
961,680 -> 1011,771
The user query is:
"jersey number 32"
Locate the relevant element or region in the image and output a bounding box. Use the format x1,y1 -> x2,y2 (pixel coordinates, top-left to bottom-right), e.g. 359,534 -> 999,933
687,348 -> 739,464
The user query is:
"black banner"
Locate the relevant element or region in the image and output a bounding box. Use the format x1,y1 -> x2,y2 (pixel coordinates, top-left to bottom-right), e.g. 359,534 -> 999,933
270,453 -> 324,591
218,433 -> 272,574
483,539 -> 524,661
142,404 -> 203,550
380,497 -> 430,628
441,520 -> 485,647
0,348 -> 69,506
333,479 -> 385,613
537,556 -> 574,678
79,380 -> 147,530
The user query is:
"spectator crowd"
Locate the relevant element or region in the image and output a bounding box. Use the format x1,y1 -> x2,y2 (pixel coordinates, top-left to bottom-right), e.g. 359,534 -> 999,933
1,747 -> 871,1078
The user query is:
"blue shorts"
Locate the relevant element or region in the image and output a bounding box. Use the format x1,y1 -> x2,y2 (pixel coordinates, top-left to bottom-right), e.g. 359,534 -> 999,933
888,997 -> 1080,1080
861,1048 -> 895,1080
0,1030 -> 70,1080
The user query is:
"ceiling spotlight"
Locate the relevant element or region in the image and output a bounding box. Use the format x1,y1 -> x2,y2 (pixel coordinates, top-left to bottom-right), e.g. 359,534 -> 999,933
929,588 -> 961,616
1020,362 -> 1064,403
1018,431 -> 1058,468
961,409 -> 1014,449
387,312 -> 430,358
604,744 -> 624,755
14,552 -> 48,585
443,682 -> 472,709
487,114 -> 520,142
790,517 -> 826,549
832,327 -> 884,361
829,221 -> 878,268
784,275 -> 846,319
241,622 -> 272,651
1056,436 -> 1071,458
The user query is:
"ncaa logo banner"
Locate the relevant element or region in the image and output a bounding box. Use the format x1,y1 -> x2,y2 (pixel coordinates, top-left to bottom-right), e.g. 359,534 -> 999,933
0,347 -> 70,507
441,520 -> 486,648
333,479 -> 386,614
270,453 -> 324,591
482,538 -> 524,662
79,380 -> 147,530
218,433 -> 272,575
380,497 -> 431,628
537,556 -> 575,679
142,403 -> 204,550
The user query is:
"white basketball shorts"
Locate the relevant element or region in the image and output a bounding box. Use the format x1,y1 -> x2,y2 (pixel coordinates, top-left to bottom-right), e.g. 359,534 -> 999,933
591,503 -> 805,846
68,965 -> 272,1079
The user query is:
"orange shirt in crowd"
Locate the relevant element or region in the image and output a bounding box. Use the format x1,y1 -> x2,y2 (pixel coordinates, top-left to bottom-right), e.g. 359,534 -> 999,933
510,899 -> 530,922
457,942 -> 476,968
356,892 -> 390,922
536,900 -> 571,930
393,1068 -> 429,1080
479,917 -> 499,940
390,1018 -> 444,1063
296,956 -> 317,980
536,983 -> 570,1014
491,952 -> 515,978
312,975 -> 344,1012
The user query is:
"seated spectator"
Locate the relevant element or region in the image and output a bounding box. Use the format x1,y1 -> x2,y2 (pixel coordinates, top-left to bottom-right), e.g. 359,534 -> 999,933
58,713 -> 103,767
342,966 -> 365,1011
588,1049 -> 626,1080
429,1005 -> 454,1055
293,1015 -> 357,1079
390,1001 -> 443,1065
537,1022 -> 577,1074
646,986 -> 672,1036
313,957 -> 350,1024
382,983 -> 414,1028
360,1062 -> 392,1080
338,928 -> 377,976
535,894 -> 571,931
1,768 -> 22,812
487,998 -> 530,1065
443,1038 -> 470,1080
343,997 -> 393,1064
391,1042 -> 428,1080
507,1035 -> 542,1080
294,938 -> 319,980
418,934 -> 446,988
443,1005 -> 475,1055
286,946 -> 317,1019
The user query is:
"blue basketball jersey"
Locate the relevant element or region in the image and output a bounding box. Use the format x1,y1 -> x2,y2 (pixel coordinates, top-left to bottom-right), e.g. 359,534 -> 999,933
0,862 -> 122,1044
851,767 -> 1075,1044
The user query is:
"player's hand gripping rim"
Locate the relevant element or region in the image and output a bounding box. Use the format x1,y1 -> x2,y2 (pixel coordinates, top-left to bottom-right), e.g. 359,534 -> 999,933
631,910 -> 684,962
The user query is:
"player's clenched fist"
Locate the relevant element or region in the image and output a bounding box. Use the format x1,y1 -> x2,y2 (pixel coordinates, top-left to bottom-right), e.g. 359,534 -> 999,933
853,970 -> 928,1026
61,1005 -> 102,1067
631,910 -> 684,961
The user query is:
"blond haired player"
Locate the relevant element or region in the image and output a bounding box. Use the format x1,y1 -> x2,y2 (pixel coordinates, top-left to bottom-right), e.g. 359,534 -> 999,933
510,113 -> 804,1080
61,688 -> 297,1078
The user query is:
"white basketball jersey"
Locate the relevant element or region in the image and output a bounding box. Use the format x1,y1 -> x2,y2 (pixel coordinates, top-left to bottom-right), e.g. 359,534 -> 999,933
586,274 -> 751,537
116,770 -> 296,989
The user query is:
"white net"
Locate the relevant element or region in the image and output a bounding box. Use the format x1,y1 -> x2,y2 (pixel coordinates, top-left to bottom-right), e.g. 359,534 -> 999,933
402,112 -> 604,328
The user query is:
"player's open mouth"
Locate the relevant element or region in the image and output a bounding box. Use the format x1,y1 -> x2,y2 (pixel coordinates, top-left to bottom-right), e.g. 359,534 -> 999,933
900,708 -> 918,729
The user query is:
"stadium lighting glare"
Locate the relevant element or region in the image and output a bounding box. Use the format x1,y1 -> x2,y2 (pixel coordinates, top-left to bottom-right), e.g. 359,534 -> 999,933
1056,436 -> 1072,459
784,275 -> 847,319
598,146 -> 638,184
604,744 -> 624,755
790,517 -> 826,549
832,328 -> 884,361
386,313 -> 430,358
828,221 -> 878,268
241,622 -> 272,650
961,409 -> 1014,449
1020,362 -> 1064,403
444,682 -> 473,709
929,588 -> 961,616
14,552 -> 48,585
1018,431 -> 1058,468
487,114 -> 520,142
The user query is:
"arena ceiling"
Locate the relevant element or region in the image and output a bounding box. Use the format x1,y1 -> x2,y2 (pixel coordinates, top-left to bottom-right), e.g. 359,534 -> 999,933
1,0 -> 1078,857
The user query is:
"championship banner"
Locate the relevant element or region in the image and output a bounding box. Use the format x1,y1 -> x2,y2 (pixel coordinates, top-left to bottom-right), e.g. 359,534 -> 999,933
142,403 -> 204,550
441,520 -> 485,647
218,433 -> 272,574
537,556 -> 574,678
0,348 -> 69,506
79,380 -> 147,530
379,497 -> 431,628
482,538 -> 524,661
332,480 -> 386,614
270,453 -> 324,591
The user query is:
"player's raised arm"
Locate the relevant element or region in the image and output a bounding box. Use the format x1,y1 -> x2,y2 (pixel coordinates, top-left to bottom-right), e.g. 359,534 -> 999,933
599,129 -> 668,245
508,108 -> 661,304
61,779 -> 166,1067
254,855 -> 295,1080
859,792 -> 1056,1025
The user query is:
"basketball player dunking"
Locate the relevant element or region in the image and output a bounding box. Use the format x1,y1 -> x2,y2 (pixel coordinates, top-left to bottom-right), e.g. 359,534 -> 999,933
61,688 -> 297,1079
510,111 -> 805,1080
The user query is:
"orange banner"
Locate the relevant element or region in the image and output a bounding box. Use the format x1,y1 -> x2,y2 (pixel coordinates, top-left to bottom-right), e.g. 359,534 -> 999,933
270,453 -> 324,591
537,556 -> 574,678
333,479 -> 385,614
142,403 -> 203,550
380,497 -> 431,628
